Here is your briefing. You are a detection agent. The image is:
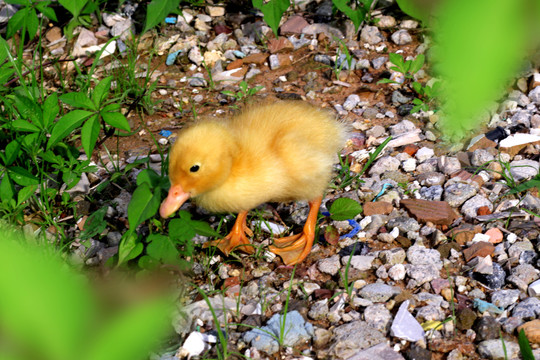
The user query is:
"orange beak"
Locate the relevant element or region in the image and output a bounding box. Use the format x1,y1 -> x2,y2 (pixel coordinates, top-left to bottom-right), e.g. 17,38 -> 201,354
159,184 -> 190,218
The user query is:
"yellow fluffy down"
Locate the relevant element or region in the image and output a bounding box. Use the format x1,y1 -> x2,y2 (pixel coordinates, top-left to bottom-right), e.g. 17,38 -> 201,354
168,101 -> 347,213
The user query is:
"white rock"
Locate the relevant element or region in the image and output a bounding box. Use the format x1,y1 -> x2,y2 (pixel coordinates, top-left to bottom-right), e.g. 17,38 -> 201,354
528,279 -> 540,297
178,332 -> 217,358
415,147 -> 435,162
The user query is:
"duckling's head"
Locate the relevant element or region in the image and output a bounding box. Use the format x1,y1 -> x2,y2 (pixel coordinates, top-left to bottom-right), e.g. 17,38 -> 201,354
160,122 -> 235,218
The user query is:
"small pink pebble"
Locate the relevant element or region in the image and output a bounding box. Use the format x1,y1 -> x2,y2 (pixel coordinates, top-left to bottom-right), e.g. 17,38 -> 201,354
485,228 -> 503,244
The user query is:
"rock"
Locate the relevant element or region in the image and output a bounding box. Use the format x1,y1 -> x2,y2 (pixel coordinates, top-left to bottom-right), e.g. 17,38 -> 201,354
343,94 -> 360,110
360,26 -> 384,44
376,15 -> 397,28
308,300 -> 329,320
471,262 -> 506,289
388,216 -> 421,233
313,327 -> 332,348
347,342 -> 406,360
390,300 -> 425,342
318,254 -> 341,275
461,195 -> 493,220
518,319 -> 540,344
188,47 -> 204,65
243,311 -> 313,354
206,5 -> 225,16
474,316 -> 501,341
491,289 -> 521,309
529,85 -> 540,103
456,307 -> 477,330
343,255 -> 375,271
529,279 -> 540,297
363,201 -> 393,215
388,264 -> 406,281
407,245 -> 443,268
175,295 -> 238,335
463,242 -> 495,262
358,283 -> 400,302
513,297 -> 540,320
415,147 -> 435,162
281,15 -> 309,34
364,304 -> 392,332
507,264 -> 538,291
390,120 -> 418,136
66,173 -> 90,196
477,339 -> 520,360
438,156 -> 461,175
508,159 -> 540,181
391,90 -> 413,104
381,248 -> 406,265
444,182 -> 478,207
418,172 -> 446,186
400,199 -> 458,225
188,73 -> 207,87
369,156 -> 400,175
499,134 -> 540,157
372,56 -> 387,69
243,53 -> 269,65
111,18 -> 133,41
391,29 -> 412,45
322,321 -> 386,359
485,228 -> 503,244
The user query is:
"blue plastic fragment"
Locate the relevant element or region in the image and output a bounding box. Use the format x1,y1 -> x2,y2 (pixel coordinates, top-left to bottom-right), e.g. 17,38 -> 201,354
321,211 -> 330,217
233,50 -> 246,59
165,17 -> 177,24
340,219 -> 362,239
166,50 -> 182,66
160,130 -> 172,137
473,299 -> 503,315
373,183 -> 393,202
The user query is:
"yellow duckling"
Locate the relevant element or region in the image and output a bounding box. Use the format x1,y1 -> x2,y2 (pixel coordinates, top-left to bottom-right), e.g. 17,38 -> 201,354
160,101 -> 346,265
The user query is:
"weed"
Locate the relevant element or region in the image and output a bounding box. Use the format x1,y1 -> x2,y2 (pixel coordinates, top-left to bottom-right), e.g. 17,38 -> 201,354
339,242 -> 357,300
333,0 -> 374,32
221,80 -> 264,104
518,328 -> 535,360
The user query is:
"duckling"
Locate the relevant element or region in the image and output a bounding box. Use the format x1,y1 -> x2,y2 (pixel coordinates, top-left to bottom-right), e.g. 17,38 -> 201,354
160,101 -> 346,265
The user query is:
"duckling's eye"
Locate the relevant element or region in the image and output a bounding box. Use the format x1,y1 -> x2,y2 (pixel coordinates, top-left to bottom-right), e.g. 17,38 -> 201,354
190,165 -> 200,173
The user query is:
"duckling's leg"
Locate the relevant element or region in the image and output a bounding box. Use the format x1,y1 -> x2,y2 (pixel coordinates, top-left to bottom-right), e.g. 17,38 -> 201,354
203,211 -> 255,255
269,196 -> 322,265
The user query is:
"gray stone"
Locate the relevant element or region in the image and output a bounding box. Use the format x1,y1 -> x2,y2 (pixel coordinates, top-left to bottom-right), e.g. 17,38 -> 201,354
308,300 -> 329,320
358,283 -> 400,302
369,156 -> 400,175
528,86 -> 540,104
407,245 -> 443,268
512,297 -> 540,320
390,120 -> 417,136
343,94 -> 360,111
391,29 -> 412,45
387,216 -> 420,233
388,264 -> 406,281
407,264 -> 440,285
444,182 -> 478,207
372,56 -> 387,69
510,110 -> 531,126
111,19 -> 133,41
438,156 -> 461,175
522,193 -> 540,212
342,255 -> 375,271
415,147 -> 435,162
508,159 -> 539,182
392,90 -> 412,104
507,264 -> 539,291
490,289 -> 521,309
364,304 -> 392,333
461,195 -> 493,219
360,26 -> 384,44
416,305 -> 445,322
380,248 -> 406,265
189,73 -> 207,87
390,300 -> 425,342
66,173 -> 90,196
366,125 -> 385,138
477,339 -> 520,360
347,342 -> 406,360
188,46 -> 204,65
414,292 -> 445,307
418,172 -> 446,186
268,54 -> 280,70
243,311 -> 313,354
419,185 -> 443,201
323,321 -> 386,359
175,296 -> 237,335
470,149 -> 495,167
318,254 -> 341,275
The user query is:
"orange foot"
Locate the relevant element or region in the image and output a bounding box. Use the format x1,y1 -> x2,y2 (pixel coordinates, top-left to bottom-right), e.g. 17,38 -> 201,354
269,196 -> 322,265
203,210 -> 255,256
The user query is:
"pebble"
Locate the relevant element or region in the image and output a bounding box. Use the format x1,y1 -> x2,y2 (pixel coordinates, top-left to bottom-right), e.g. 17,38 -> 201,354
358,283 -> 400,302
360,26 -> 384,44
317,255 -> 341,275
391,29 -> 412,45
343,94 -> 360,110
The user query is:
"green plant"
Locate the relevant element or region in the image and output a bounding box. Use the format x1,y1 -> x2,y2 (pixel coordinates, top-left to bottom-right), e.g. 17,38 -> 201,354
252,0 -> 290,37
0,225 -> 172,360
332,37 -> 354,80
411,80 -> 441,113
5,0 -> 56,40
221,80 -> 264,104
518,328 -> 534,360
143,0 -> 182,34
328,198 -> 363,220
338,242 -> 357,300
59,0 -> 104,39
332,0 -> 374,33
278,265 -> 296,346
379,53 -> 425,84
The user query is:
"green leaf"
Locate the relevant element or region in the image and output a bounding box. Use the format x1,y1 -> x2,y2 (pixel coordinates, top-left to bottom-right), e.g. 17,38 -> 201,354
377,78 -> 398,85
168,217 -> 196,241
36,2 -> 57,21
395,0 -> 430,24
435,0 -> 528,139
252,0 -> 290,37
0,175 -> 15,202
80,207 -> 108,241
17,184 -> 37,206
6,7 -> 27,39
143,0 -> 181,33
146,234 -> 179,264
0,228 -> 95,360
518,328 -> 535,360
389,53 -> 404,67
329,198 -> 363,221
60,92 -> 96,110
83,297 -> 171,360
136,168 -> 161,188
138,255 -> 159,270
8,166 -> 39,186
5,141 -> 21,165
190,219 -> 220,237
58,0 -> 88,18
410,54 -> 425,74
43,93 -> 59,129
26,8 -> 39,39
128,183 -> 160,229
332,0 -> 367,32
101,111 -> 130,132
47,110 -> 93,149
118,231 -> 143,266
80,115 -> 100,158
92,76 -> 112,106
